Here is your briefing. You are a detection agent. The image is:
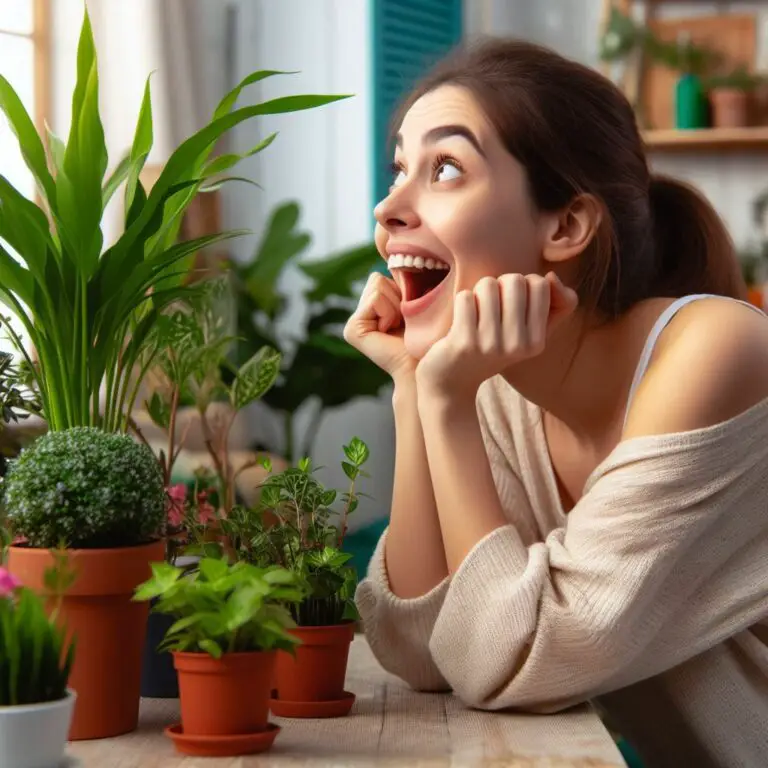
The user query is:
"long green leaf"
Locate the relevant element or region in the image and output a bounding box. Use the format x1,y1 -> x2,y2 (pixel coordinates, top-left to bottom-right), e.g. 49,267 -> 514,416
102,153 -> 132,209
124,75 -> 154,217
202,132 -> 278,178
0,75 -> 57,207
213,70 -> 295,119
120,94 -> 351,255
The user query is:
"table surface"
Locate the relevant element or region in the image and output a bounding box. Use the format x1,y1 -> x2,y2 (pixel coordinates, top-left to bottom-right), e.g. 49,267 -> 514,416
67,636 -> 626,767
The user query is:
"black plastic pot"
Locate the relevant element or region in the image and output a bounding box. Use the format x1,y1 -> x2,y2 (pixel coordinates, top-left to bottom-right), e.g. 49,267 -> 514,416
140,601 -> 178,698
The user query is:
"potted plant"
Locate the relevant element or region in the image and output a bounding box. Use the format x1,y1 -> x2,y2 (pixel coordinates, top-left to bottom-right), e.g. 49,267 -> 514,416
0,543 -> 77,768
3,427 -> 166,739
0,9 -> 347,437
140,478 -> 216,699
704,68 -> 763,128
134,555 -> 305,757
221,437 -> 370,718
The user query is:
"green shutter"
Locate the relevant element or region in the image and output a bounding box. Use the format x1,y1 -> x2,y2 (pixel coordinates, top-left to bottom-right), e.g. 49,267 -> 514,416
371,0 -> 463,271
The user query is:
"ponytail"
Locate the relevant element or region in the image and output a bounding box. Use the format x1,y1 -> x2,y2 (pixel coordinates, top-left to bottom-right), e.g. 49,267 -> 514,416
649,175 -> 746,301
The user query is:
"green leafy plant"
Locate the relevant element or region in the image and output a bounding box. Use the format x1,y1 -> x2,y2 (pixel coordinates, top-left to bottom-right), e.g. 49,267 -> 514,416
220,437 -> 370,626
0,9 -> 347,433
133,555 -> 305,658
3,427 -> 165,549
0,350 -> 40,433
0,547 -> 76,706
703,66 -> 764,92
137,284 -> 281,516
599,6 -> 721,75
226,202 -> 389,461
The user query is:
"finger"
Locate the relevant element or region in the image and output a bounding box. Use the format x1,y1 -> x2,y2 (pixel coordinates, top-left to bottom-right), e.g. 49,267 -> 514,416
545,272 -> 579,329
369,290 -> 401,333
474,277 -> 501,353
524,275 -> 550,354
452,289 -> 478,346
498,274 -> 527,353
360,273 -> 400,306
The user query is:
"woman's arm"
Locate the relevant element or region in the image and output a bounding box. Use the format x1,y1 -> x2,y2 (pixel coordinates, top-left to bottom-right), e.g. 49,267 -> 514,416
355,376 -> 451,691
413,305 -> 768,711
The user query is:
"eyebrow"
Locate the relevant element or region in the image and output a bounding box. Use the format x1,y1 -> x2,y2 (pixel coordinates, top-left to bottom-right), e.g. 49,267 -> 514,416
395,124 -> 486,157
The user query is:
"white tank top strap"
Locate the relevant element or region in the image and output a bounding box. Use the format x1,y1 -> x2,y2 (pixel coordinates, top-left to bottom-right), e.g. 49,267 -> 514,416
622,293 -> 765,430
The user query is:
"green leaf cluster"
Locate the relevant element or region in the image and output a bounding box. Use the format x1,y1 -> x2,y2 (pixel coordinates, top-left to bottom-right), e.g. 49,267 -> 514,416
3,427 -> 165,549
220,437 -> 370,626
0,350 -> 40,431
133,556 -> 305,657
0,9 -> 348,433
226,202 -> 390,460
0,554 -> 76,706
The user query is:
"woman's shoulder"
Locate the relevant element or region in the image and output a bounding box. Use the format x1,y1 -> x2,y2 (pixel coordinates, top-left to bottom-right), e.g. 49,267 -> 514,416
623,296 -> 768,441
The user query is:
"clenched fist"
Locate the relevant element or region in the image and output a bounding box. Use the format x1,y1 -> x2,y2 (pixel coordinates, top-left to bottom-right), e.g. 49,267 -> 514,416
343,273 -> 418,381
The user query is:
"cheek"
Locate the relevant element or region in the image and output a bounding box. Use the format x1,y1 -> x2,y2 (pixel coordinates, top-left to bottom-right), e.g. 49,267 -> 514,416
432,186 -> 539,284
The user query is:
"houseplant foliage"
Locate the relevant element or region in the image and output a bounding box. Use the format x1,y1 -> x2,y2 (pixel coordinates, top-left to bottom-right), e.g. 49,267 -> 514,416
226,202 -> 389,461
3,427 -> 166,740
0,9 -> 347,433
219,437 -> 369,717
134,556 -> 304,755
139,282 -> 282,517
0,541 -> 77,768
0,349 -> 40,483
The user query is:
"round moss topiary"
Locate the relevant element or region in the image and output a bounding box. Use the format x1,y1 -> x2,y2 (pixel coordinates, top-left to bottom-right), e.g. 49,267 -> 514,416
4,427 -> 165,549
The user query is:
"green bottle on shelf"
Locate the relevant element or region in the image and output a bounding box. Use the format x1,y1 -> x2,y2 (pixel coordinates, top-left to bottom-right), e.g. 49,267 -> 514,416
674,31 -> 706,129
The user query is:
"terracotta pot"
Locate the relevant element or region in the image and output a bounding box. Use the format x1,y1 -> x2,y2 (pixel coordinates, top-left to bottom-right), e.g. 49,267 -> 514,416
274,623 -> 355,702
7,539 -> 164,740
709,88 -> 751,128
748,286 -> 764,309
173,650 -> 275,736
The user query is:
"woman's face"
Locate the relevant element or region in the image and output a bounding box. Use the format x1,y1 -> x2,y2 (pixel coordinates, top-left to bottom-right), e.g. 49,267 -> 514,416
374,84 -> 545,359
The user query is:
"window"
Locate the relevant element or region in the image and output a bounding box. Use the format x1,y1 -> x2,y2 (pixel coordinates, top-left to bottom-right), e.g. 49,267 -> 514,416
370,0 -> 463,271
371,0 -> 463,208
0,1 -> 48,201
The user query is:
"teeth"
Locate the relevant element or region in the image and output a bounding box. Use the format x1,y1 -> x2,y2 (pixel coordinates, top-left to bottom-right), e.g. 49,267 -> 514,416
387,253 -> 449,271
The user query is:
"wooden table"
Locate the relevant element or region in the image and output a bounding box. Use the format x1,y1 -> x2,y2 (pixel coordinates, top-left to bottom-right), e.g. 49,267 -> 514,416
67,637 -> 626,767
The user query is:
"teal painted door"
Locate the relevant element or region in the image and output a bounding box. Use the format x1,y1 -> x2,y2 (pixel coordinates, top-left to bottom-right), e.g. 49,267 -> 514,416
371,0 -> 463,272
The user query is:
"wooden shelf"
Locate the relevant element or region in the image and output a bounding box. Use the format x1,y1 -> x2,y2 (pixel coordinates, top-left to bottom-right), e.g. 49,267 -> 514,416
643,126 -> 768,151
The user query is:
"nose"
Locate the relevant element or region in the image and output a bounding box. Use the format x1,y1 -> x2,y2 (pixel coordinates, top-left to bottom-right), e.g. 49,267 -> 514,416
374,187 -> 420,233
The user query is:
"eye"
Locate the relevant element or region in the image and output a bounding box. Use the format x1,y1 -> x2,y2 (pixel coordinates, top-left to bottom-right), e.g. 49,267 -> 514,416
433,155 -> 464,183
390,162 -> 406,189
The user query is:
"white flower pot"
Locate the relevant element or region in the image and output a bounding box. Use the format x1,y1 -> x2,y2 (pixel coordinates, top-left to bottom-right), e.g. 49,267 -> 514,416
0,689 -> 76,768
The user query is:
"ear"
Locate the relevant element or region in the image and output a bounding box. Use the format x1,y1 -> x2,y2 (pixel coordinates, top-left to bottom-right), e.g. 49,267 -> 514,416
541,194 -> 602,265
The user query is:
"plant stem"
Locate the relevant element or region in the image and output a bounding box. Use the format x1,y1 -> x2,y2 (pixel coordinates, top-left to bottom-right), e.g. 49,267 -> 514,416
79,275 -> 89,426
166,384 -> 180,487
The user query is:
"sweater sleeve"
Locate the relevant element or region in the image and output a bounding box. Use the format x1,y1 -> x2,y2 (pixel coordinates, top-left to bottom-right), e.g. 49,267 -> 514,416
354,528 -> 451,691
428,402 -> 768,712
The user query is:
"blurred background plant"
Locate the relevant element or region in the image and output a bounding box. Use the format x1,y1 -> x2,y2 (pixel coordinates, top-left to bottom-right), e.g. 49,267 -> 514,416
225,201 -> 389,463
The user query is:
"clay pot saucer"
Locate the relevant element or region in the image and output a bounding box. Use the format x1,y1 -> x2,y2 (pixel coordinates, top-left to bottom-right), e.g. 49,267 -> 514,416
164,723 -> 280,757
270,690 -> 356,718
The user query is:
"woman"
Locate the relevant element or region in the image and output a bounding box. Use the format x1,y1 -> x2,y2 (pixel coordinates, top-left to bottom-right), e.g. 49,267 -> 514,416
344,39 -> 768,767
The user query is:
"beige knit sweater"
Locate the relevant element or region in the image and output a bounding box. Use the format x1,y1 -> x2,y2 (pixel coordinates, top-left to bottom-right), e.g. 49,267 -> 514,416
356,375 -> 768,768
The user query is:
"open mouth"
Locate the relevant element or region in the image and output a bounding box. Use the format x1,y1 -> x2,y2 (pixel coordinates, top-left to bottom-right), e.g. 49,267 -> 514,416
387,253 -> 451,303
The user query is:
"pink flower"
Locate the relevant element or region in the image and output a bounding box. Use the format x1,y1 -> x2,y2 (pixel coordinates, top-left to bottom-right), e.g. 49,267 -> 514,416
195,489 -> 216,525
166,484 -> 188,528
168,484 -> 188,503
0,567 -> 20,597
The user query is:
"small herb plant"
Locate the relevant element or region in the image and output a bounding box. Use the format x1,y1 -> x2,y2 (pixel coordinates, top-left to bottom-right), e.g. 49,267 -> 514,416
134,556 -> 305,658
0,544 -> 76,706
220,437 -> 370,626
137,284 -> 281,518
3,427 -> 166,549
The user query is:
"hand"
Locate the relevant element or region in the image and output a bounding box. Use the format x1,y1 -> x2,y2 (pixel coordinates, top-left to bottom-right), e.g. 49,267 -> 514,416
344,272 -> 418,381
416,272 -> 578,403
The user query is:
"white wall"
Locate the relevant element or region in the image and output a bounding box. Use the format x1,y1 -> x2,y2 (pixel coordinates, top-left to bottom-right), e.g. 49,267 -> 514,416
469,0 -> 768,250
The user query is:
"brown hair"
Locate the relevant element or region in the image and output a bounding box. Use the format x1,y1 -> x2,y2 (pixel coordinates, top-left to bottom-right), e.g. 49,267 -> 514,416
395,38 -> 746,317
